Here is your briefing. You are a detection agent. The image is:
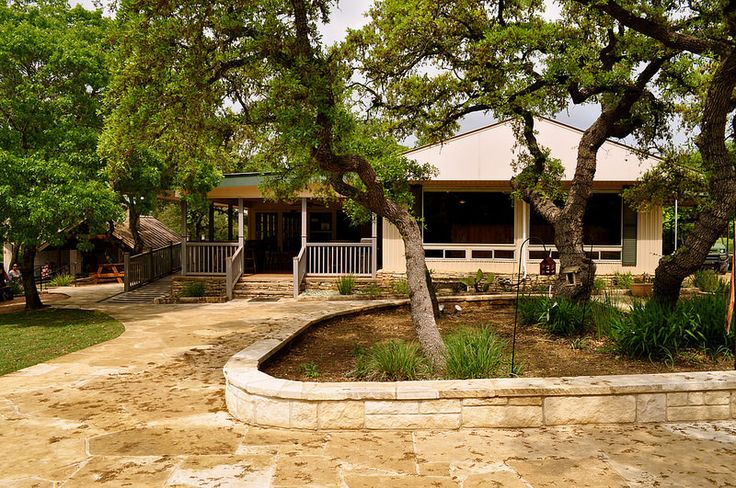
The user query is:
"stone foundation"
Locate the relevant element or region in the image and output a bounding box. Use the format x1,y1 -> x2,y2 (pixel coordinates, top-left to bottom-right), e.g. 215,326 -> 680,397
169,276 -> 227,303
224,300 -> 736,430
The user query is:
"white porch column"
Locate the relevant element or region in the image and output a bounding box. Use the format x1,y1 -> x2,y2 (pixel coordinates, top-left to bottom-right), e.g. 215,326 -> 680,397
2,242 -> 12,268
180,199 -> 188,275
238,198 -> 244,248
301,198 -> 308,248
371,213 -> 378,278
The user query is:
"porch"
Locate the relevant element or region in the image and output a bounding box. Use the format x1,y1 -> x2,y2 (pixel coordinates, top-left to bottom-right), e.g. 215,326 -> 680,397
179,187 -> 379,299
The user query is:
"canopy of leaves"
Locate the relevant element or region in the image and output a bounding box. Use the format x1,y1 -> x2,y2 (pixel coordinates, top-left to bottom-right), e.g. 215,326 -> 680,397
349,0 -> 674,204
103,0 -> 435,219
0,0 -> 120,248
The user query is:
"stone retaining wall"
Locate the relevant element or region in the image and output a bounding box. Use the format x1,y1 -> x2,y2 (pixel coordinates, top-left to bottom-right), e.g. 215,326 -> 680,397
224,300 -> 736,430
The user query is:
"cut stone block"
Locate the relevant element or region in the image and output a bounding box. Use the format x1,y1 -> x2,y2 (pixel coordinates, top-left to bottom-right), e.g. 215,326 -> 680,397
462,405 -> 543,428
544,396 -> 636,425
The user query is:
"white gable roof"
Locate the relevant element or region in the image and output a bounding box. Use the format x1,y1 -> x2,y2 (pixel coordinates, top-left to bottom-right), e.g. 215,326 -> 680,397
405,118 -> 659,182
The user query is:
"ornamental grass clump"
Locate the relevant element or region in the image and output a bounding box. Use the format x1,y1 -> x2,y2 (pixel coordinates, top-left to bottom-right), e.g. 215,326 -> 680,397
48,274 -> 75,287
693,269 -> 725,293
610,293 -> 734,361
444,326 -> 506,379
610,300 -> 692,362
351,339 -> 428,380
336,274 -> 355,295
179,281 -> 206,297
517,296 -> 550,325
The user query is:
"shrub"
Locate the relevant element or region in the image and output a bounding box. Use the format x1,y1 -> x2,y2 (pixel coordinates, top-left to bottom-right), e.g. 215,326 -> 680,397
350,339 -> 428,380
517,296 -> 550,325
677,293 -> 733,354
542,297 -> 590,336
611,293 -> 734,361
444,326 -> 506,379
336,275 -> 355,295
391,279 -> 410,296
9,280 -> 22,296
612,272 -> 633,289
610,301 -> 690,361
692,269 -> 724,293
460,269 -> 494,293
588,296 -> 623,338
362,282 -> 382,297
593,277 -> 607,294
300,362 -> 320,378
48,274 -> 75,287
179,281 -> 206,297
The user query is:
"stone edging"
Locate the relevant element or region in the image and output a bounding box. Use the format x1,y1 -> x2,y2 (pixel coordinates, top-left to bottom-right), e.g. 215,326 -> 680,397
224,300 -> 736,430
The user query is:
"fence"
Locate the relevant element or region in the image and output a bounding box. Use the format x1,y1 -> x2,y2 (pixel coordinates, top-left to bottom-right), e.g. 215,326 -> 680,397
124,242 -> 181,292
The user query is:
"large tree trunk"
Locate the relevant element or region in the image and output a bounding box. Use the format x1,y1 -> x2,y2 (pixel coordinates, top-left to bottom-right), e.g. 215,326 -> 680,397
652,52 -> 736,306
392,210 -> 447,370
128,201 -> 144,253
552,215 -> 596,301
20,246 -> 42,310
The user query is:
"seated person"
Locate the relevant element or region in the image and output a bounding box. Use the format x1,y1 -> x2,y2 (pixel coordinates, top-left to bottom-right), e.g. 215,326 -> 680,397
8,263 -> 21,283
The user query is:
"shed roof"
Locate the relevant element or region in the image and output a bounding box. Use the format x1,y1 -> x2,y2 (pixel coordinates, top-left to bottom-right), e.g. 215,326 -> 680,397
112,216 -> 181,251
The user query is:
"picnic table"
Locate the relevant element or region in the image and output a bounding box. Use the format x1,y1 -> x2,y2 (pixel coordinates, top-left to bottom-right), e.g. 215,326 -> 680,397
90,263 -> 125,284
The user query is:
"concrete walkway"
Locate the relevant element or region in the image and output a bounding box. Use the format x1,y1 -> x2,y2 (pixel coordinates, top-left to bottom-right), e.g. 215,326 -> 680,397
1,285 -> 735,487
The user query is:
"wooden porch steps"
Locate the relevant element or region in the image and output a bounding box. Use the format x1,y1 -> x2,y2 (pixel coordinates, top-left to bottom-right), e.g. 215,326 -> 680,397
233,275 -> 293,298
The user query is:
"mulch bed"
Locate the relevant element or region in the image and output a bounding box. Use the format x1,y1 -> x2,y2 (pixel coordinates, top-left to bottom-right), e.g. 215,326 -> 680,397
0,293 -> 70,314
263,301 -> 734,381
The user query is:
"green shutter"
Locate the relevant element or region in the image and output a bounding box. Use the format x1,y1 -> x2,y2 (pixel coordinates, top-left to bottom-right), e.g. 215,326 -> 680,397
622,203 -> 637,266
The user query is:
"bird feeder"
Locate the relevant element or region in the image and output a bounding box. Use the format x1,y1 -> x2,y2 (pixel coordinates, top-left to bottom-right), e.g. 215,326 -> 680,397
540,255 -> 556,276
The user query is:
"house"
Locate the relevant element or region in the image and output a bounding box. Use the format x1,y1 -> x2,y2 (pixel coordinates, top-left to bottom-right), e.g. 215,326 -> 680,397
384,118 -> 662,276
186,118 -> 662,297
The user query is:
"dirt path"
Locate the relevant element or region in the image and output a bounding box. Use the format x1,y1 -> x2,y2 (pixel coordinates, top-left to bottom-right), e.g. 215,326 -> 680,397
0,286 -> 734,487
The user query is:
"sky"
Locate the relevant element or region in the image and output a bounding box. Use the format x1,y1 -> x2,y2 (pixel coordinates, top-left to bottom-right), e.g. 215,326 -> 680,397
71,0 -> 600,137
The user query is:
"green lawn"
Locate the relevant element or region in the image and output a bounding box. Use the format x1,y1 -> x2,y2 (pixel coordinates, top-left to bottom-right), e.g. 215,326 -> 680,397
0,308 -> 124,375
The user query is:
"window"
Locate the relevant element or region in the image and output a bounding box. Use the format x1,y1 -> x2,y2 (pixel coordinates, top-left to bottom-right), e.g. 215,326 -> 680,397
424,192 -> 514,244
529,194 -> 622,246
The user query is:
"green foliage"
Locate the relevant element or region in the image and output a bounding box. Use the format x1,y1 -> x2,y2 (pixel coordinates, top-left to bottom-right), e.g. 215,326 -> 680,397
179,281 -> 206,298
593,278 -> 607,294
443,327 -> 507,379
460,269 -> 495,293
391,279 -> 410,296
351,339 -> 428,381
0,2 -> 121,252
48,274 -> 75,287
540,298 -> 591,337
588,296 -> 624,338
611,294 -> 734,360
361,282 -> 382,298
300,362 -> 320,378
610,301 -> 691,362
517,296 -> 550,326
612,272 -> 633,289
517,296 -> 614,337
0,309 -> 124,375
336,275 -> 356,295
693,269 -> 724,293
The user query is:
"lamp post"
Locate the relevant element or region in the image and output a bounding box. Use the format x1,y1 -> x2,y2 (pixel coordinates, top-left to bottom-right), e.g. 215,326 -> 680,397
512,236 -> 555,376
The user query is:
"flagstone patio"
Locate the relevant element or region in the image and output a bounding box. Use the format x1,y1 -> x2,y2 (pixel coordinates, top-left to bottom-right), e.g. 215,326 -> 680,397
0,284 -> 734,487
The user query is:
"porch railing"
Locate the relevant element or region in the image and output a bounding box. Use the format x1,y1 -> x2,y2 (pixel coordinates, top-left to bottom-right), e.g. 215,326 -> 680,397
124,242 -> 181,292
225,245 -> 244,300
306,242 -> 374,276
292,245 -> 308,298
185,241 -> 240,275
